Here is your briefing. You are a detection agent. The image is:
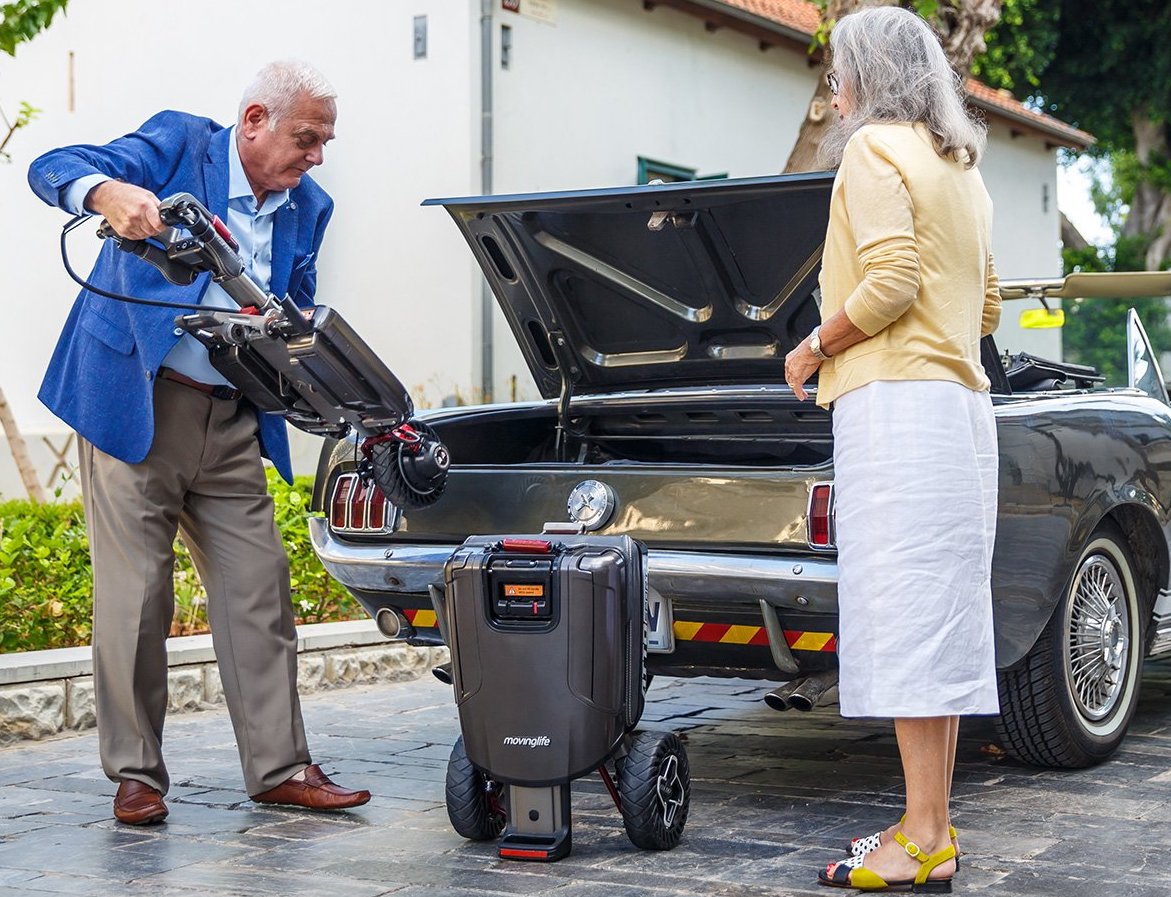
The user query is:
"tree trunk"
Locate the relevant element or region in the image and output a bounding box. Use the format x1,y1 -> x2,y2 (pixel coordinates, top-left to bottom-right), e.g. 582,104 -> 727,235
783,0 -> 892,173
781,74 -> 841,174
933,0 -> 1003,73
1125,114 -> 1171,271
0,385 -> 46,503
783,0 -> 1003,173
1061,211 -> 1092,253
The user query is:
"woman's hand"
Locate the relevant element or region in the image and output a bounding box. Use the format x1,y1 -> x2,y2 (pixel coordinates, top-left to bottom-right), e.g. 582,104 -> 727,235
784,339 -> 821,402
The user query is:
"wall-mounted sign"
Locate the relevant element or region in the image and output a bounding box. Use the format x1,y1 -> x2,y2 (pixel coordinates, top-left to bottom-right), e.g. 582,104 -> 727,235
501,0 -> 557,25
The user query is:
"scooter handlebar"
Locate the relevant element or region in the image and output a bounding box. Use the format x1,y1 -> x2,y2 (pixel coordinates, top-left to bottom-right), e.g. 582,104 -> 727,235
95,193 -> 273,311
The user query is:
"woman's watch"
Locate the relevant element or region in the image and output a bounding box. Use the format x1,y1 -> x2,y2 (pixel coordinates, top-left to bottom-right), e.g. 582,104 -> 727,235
808,326 -> 830,361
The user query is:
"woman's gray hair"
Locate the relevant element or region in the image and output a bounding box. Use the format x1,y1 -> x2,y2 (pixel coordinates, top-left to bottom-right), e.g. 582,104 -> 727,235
238,60 -> 336,129
818,6 -> 986,168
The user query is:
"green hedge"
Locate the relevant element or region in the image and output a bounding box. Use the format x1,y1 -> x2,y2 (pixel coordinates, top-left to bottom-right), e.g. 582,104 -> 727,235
0,471 -> 363,653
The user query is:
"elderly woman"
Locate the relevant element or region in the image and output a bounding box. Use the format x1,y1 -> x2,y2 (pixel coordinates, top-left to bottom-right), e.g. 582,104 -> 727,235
783,6 -> 1002,893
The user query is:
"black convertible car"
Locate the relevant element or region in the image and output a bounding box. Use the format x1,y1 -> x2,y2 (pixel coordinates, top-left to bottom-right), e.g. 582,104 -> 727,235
309,173 -> 1171,769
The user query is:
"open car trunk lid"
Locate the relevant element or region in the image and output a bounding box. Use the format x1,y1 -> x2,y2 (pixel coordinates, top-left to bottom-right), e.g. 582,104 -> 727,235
425,172 -> 835,400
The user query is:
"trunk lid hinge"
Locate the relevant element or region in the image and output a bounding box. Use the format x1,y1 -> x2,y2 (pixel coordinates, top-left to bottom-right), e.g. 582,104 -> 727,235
547,329 -> 583,460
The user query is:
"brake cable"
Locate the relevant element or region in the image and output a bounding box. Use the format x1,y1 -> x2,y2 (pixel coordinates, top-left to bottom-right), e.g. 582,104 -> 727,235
59,214 -> 213,311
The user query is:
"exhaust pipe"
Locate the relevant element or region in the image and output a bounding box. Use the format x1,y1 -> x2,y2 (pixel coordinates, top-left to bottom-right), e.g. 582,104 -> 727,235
432,661 -> 453,685
764,680 -> 802,712
764,671 -> 840,712
375,607 -> 405,639
787,670 -> 839,712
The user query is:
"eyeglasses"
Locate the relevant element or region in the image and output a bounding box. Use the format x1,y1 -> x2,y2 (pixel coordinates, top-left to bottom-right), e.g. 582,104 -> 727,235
826,70 -> 840,96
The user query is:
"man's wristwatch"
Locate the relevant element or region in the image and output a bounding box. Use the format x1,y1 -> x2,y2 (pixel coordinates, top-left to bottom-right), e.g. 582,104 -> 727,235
808,326 -> 830,361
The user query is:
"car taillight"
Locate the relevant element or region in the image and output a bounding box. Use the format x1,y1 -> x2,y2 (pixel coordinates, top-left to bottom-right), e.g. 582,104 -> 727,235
331,475 -> 355,529
329,473 -> 392,533
807,482 -> 836,549
365,481 -> 386,530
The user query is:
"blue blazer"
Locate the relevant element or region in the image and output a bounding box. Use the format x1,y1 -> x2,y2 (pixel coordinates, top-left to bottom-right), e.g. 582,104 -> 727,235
28,110 -> 334,483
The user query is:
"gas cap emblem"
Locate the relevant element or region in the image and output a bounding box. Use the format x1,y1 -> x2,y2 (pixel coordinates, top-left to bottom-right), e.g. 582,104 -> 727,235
567,480 -> 616,531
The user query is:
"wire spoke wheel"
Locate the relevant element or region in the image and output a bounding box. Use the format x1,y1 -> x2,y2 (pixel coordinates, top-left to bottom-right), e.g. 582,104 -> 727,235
995,522 -> 1145,768
1064,554 -> 1129,722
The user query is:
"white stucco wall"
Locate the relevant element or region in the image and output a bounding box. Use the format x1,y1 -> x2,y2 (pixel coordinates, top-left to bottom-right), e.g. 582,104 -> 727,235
493,0 -> 811,192
488,0 -> 820,399
0,0 -> 1076,500
979,119 -> 1064,359
0,0 -> 482,498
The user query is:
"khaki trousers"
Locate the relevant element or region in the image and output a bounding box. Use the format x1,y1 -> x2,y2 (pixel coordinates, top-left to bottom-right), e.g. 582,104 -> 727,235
79,377 -> 309,795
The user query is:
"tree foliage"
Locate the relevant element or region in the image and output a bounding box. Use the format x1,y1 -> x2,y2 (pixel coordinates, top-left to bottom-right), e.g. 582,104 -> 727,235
1061,239 -> 1171,385
979,0 -> 1170,149
979,3 -> 1167,168
0,0 -> 67,161
980,0 -> 1171,372
970,0 -> 1058,94
981,0 -> 1171,270
1,0 -> 68,56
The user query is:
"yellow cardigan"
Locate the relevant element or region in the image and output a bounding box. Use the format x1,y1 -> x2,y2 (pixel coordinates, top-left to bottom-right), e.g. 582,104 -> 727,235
815,122 -> 1001,408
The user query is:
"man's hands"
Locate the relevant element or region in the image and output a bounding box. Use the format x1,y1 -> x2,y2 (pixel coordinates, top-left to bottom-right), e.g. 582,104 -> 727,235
784,339 -> 822,402
86,181 -> 163,240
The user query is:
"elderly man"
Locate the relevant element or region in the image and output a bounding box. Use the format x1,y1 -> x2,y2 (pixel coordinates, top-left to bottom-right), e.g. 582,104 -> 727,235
29,60 -> 369,825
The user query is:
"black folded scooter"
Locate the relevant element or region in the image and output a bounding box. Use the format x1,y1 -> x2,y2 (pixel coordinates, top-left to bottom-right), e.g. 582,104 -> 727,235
64,192 -> 447,508
433,533 -> 691,861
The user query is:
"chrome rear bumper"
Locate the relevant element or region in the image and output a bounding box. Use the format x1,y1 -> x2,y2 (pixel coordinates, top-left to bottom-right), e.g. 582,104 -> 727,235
309,516 -> 839,612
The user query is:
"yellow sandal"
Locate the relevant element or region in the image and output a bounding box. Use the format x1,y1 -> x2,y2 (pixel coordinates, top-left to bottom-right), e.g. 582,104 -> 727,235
820,831 -> 956,892
849,817 -> 960,868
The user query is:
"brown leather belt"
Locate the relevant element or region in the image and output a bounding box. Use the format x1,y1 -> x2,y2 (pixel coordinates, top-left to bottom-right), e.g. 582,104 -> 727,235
158,367 -> 243,401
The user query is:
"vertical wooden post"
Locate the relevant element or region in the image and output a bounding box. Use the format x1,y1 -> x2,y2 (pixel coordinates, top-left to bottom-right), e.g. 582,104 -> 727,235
68,50 -> 76,113
0,386 -> 47,503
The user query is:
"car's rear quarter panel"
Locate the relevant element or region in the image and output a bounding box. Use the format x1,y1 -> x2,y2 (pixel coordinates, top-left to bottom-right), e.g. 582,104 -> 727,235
991,391 -> 1171,666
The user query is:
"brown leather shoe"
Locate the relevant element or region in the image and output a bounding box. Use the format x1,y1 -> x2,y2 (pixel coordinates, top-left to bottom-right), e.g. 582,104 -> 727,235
113,780 -> 168,825
251,763 -> 371,811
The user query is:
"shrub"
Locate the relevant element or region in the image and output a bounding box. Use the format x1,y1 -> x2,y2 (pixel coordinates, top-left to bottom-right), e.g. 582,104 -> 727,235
0,471 -> 363,652
0,497 -> 92,652
271,470 -> 363,626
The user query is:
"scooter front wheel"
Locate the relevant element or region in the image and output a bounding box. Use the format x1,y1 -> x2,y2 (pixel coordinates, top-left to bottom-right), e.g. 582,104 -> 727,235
618,729 -> 690,850
445,736 -> 506,841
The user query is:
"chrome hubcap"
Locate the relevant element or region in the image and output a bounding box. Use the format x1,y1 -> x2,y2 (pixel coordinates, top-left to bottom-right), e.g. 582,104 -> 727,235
1065,553 -> 1130,721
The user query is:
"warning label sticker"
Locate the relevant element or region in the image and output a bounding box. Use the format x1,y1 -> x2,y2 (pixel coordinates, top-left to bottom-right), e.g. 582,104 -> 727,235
504,584 -> 545,597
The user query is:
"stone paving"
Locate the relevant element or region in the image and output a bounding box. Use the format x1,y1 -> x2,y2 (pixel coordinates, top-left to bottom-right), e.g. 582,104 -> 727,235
3,660 -> 1171,896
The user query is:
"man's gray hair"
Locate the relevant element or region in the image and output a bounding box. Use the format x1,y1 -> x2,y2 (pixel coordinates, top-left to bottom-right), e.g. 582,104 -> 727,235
238,60 -> 336,129
818,6 -> 986,169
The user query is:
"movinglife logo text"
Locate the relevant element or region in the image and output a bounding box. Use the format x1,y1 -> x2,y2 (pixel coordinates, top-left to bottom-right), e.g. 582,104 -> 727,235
503,735 -> 552,748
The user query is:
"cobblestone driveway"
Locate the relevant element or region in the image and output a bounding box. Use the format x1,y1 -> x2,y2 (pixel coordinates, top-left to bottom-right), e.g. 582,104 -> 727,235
3,663 -> 1171,896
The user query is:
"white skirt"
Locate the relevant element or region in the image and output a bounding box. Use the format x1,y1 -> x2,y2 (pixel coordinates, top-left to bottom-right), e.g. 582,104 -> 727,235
832,380 -> 1000,717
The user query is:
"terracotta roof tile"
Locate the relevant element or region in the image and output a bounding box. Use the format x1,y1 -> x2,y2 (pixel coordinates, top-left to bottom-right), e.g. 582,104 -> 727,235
705,0 -> 1093,148
718,0 -> 822,33
963,78 -> 1093,148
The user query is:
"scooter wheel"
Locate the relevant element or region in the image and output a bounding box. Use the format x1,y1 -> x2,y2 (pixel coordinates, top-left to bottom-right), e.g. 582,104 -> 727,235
445,736 -> 506,841
368,419 -> 448,510
618,729 -> 690,850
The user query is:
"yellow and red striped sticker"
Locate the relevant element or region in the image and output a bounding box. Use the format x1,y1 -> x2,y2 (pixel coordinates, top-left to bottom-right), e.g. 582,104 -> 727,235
671,621 -> 836,652
672,621 -> 771,646
402,609 -> 835,652
781,629 -> 837,652
403,608 -> 438,628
